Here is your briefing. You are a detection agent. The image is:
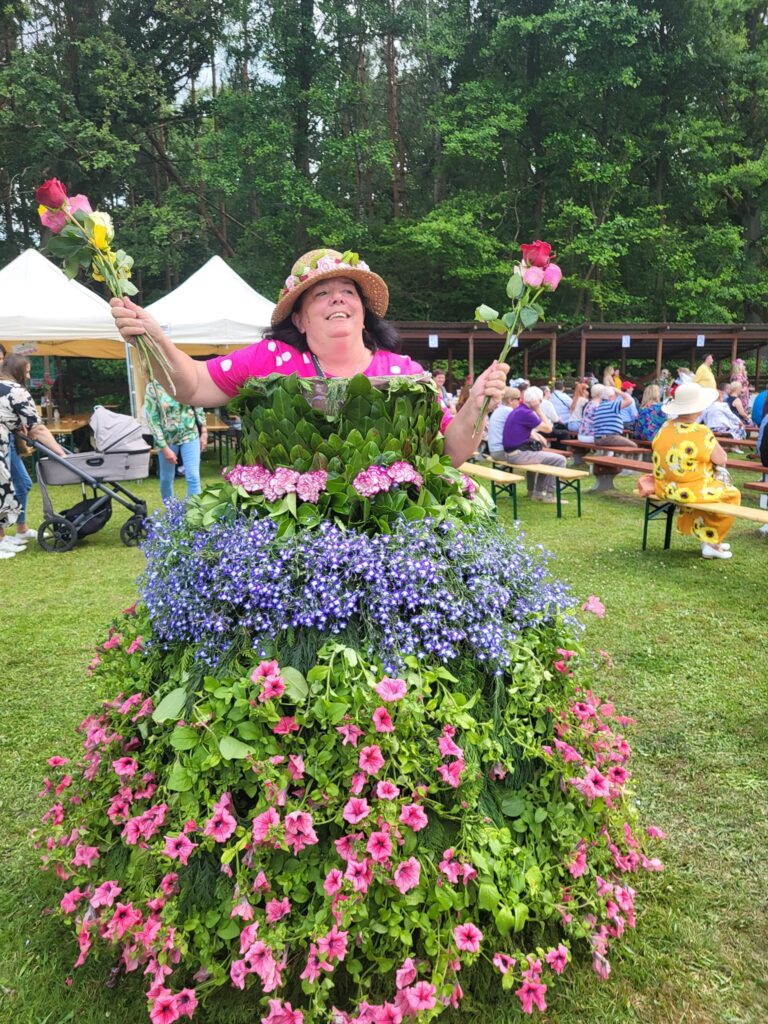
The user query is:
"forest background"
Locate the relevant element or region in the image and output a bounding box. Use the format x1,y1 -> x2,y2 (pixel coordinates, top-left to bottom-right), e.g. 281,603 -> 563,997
2,0 -> 768,332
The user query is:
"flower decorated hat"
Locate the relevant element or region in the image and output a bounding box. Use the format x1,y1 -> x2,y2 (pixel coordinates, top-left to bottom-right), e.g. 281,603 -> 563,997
271,247 -> 389,325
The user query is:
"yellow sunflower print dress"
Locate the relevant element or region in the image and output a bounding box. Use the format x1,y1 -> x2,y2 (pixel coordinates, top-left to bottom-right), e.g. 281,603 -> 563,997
651,421 -> 741,543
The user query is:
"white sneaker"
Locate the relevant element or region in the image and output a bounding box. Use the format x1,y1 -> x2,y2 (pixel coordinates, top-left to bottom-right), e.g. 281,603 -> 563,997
6,532 -> 32,546
0,540 -> 17,558
759,524 -> 768,536
701,543 -> 732,560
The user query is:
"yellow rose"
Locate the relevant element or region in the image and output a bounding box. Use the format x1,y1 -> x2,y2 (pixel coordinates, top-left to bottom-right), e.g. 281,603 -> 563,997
89,212 -> 115,250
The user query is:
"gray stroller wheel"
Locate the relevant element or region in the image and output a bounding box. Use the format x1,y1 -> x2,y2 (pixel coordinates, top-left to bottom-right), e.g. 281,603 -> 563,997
38,516 -> 78,553
120,516 -> 147,547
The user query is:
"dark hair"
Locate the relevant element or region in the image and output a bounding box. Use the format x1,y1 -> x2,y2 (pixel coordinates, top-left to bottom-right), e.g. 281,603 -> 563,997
268,283 -> 401,353
0,343 -> 6,358
0,353 -> 30,386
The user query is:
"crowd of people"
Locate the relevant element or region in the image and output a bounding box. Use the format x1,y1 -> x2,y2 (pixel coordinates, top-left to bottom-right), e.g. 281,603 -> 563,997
468,355 -> 768,558
3,330 -> 768,562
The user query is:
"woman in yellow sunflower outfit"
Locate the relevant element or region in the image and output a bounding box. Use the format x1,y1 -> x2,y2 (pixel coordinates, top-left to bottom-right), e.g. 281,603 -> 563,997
652,382 -> 740,560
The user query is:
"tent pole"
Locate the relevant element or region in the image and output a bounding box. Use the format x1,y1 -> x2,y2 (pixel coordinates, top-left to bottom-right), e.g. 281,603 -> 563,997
125,344 -> 137,419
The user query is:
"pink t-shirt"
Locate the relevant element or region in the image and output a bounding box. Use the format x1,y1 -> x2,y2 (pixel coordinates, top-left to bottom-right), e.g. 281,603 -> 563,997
206,340 -> 453,430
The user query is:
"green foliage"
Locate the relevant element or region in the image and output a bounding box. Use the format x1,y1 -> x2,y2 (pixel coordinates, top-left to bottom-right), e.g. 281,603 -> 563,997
3,0 -> 768,321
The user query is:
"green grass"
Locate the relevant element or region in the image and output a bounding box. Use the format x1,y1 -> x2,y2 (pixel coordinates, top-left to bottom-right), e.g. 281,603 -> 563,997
1,457 -> 767,1023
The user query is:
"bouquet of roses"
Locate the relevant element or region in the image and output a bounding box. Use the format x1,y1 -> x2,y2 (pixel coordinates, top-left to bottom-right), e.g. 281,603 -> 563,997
35,178 -> 174,385
474,240 -> 562,430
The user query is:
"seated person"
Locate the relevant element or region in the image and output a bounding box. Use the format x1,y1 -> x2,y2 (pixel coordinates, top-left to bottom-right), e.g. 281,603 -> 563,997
592,386 -> 637,448
496,386 -> 567,504
726,382 -> 752,426
699,397 -> 745,440
652,383 -> 740,560
634,384 -> 666,442
577,384 -> 604,442
487,387 -> 521,459
620,380 -> 639,426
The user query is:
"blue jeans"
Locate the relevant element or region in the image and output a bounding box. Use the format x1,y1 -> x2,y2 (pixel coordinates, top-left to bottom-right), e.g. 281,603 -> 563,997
9,444 -> 32,525
157,440 -> 201,503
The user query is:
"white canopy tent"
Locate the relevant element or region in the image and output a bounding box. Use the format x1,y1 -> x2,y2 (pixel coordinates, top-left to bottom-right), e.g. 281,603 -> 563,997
146,254 -> 274,349
0,250 -> 275,416
0,248 -> 126,358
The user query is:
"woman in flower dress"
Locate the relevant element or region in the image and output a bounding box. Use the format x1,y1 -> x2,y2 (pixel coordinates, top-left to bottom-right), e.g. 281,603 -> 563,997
111,248 -> 507,466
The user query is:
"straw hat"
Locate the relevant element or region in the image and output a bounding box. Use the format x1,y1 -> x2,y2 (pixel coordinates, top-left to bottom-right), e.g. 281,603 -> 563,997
662,382 -> 718,418
271,248 -> 389,326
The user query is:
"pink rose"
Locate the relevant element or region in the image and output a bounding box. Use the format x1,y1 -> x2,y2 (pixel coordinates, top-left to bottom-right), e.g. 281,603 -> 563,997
542,262 -> 562,290
522,265 -> 545,288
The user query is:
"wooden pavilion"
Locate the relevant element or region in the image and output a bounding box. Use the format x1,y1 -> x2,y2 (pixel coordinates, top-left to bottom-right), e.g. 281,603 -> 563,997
392,321 -> 768,387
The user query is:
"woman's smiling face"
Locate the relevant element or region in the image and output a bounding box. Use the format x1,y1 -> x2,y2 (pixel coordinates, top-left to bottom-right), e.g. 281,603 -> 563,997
291,276 -> 365,346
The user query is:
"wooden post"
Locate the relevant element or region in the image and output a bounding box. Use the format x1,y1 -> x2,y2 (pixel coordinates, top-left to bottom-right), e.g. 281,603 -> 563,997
755,346 -> 761,390
523,346 -> 529,379
468,333 -> 474,381
655,336 -> 663,380
620,349 -> 627,377
447,344 -> 454,391
579,333 -> 586,378
549,336 -> 556,381
731,336 -> 738,367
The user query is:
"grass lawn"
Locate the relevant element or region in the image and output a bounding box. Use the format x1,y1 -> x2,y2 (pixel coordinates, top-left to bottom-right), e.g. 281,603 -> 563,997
1,455 -> 766,1023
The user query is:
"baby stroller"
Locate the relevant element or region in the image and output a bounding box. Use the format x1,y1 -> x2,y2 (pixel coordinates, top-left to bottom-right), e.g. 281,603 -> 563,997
32,407 -> 151,553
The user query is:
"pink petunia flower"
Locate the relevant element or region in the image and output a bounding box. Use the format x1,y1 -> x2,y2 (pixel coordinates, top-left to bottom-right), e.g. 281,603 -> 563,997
71,844 -> 100,868
203,808 -> 237,843
252,807 -> 281,844
265,897 -> 291,923
515,979 -> 548,1014
453,922 -> 483,953
492,952 -> 516,975
403,981 -> 436,1012
396,956 -> 417,989
399,803 -> 428,832
336,723 -> 365,747
342,797 -> 371,825
149,991 -> 180,1024
375,677 -> 407,702
372,707 -> 394,733
376,780 -> 400,800
581,595 -> 606,618
323,868 -> 344,896
436,759 -> 465,788
317,925 -> 348,962
345,857 -> 373,893
273,716 -> 300,735
359,744 -> 385,776
175,989 -> 198,1019
163,834 -> 197,865
646,825 -> 667,840
366,830 -> 393,863
393,857 -> 421,894
545,944 -> 568,974
112,757 -> 139,778
90,880 -> 122,908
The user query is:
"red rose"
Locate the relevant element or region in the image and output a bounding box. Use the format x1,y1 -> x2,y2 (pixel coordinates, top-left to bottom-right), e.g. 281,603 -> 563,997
520,240 -> 552,268
35,178 -> 69,208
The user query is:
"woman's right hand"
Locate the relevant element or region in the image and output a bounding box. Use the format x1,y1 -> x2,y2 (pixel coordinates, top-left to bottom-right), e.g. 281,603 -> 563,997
110,296 -> 165,346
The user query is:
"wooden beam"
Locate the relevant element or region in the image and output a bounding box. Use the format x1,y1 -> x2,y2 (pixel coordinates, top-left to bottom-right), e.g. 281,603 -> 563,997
655,336 -> 663,379
755,346 -> 761,390
523,347 -> 529,377
731,336 -> 738,366
468,334 -> 474,380
549,337 -> 557,380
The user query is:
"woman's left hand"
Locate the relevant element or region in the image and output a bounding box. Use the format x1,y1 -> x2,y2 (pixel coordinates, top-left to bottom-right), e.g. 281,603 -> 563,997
467,361 -> 509,414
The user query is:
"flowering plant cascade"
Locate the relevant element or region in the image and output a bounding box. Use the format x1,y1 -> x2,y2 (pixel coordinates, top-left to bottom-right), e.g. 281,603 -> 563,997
34,178 -> 173,385
473,240 -> 563,430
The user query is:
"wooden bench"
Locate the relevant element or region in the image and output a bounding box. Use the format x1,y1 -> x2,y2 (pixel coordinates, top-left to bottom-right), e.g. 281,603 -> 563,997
744,480 -> 768,494
460,462 -> 524,517
486,458 -> 590,518
582,454 -> 654,491
638,492 -> 768,549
